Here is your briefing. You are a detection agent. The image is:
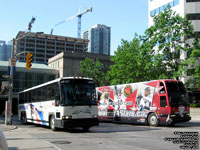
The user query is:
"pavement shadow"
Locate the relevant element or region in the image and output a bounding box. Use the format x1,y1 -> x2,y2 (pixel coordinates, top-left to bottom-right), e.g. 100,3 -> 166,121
166,121 -> 200,128
8,147 -> 18,150
65,123 -> 161,134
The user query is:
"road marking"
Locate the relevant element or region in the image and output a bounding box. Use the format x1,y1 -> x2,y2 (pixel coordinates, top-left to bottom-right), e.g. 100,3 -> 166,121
42,140 -> 62,150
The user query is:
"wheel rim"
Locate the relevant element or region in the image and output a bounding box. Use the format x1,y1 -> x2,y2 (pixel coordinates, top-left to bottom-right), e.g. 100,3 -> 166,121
51,117 -> 55,129
150,115 -> 157,125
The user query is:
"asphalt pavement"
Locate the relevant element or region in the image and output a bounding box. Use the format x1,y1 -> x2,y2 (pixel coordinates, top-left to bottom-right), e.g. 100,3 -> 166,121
0,115 -> 199,150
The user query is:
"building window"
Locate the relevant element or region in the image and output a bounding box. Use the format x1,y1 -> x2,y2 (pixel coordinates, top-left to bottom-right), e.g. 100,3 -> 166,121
150,0 -> 179,17
187,13 -> 200,20
186,0 -> 200,2
174,0 -> 179,5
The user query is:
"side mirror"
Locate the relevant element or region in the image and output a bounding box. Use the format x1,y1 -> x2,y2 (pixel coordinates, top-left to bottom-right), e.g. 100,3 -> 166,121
55,95 -> 61,106
56,100 -> 61,106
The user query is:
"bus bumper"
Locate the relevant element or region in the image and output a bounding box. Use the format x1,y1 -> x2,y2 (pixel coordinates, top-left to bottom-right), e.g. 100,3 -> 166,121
168,115 -> 191,124
55,118 -> 99,129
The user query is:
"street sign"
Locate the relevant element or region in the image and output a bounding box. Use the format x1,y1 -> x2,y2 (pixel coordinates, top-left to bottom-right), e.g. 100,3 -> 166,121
11,58 -> 16,66
5,101 -> 12,125
9,58 -> 16,67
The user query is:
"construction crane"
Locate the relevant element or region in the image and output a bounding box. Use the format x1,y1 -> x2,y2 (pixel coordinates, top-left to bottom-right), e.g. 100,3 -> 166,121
51,7 -> 92,38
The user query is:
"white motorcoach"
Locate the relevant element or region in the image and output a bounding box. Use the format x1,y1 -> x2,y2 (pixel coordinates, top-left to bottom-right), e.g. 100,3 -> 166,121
18,77 -> 99,131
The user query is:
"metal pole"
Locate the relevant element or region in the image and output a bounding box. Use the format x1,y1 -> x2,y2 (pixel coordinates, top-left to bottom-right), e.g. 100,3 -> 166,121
5,32 -> 42,125
5,39 -> 15,125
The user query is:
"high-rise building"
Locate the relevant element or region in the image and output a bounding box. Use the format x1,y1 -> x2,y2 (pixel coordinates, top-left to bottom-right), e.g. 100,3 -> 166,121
148,0 -> 200,35
15,31 -> 89,64
0,41 -> 11,61
82,24 -> 111,55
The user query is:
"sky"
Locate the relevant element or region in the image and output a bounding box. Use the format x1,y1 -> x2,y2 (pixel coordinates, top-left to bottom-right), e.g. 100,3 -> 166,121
0,0 -> 148,55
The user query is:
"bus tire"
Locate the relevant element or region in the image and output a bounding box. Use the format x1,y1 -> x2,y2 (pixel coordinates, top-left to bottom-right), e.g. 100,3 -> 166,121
22,112 -> 28,125
82,126 -> 90,132
148,113 -> 158,127
49,116 -> 57,131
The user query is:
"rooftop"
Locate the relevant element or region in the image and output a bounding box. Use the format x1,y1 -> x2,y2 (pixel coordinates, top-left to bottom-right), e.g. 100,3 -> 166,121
0,61 -> 54,70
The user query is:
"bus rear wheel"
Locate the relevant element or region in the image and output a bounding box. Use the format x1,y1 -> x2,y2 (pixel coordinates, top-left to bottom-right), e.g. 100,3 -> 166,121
148,113 -> 158,127
49,116 -> 57,131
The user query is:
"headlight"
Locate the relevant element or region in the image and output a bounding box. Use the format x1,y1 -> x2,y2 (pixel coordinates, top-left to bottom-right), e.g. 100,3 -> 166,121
62,116 -> 72,119
92,115 -> 98,118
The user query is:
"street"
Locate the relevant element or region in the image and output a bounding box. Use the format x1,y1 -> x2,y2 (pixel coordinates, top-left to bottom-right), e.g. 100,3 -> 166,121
2,118 -> 200,150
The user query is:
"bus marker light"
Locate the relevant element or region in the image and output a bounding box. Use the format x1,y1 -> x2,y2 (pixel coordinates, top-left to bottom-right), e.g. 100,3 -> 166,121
62,116 -> 72,120
92,115 -> 98,118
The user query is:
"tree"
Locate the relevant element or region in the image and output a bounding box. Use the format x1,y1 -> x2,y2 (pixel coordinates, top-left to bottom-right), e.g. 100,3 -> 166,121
180,36 -> 200,88
143,7 -> 194,79
106,35 -> 155,85
79,58 -> 106,86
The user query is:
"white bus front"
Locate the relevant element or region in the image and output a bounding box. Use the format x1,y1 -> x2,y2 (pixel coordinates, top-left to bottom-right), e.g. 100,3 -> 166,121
51,78 -> 99,131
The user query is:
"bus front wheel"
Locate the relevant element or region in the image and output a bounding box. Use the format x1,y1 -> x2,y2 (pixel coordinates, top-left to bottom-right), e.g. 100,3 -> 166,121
82,126 -> 90,132
49,116 -> 57,131
148,113 -> 158,127
22,112 -> 28,125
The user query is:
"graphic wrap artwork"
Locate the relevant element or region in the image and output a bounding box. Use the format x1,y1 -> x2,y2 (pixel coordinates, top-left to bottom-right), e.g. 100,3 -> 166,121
26,104 -> 46,125
97,82 -> 158,121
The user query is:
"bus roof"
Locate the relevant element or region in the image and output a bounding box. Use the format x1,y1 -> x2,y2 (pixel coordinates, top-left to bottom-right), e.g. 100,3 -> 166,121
96,79 -> 181,88
19,77 -> 93,94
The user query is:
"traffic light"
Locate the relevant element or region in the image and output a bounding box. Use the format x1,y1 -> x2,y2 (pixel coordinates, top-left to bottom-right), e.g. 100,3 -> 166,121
26,53 -> 33,70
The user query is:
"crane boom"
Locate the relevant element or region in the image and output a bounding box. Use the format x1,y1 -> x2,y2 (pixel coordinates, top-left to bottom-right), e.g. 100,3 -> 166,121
51,7 -> 92,38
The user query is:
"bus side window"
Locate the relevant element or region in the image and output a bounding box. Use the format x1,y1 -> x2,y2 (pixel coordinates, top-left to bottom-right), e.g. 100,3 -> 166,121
36,88 -> 42,102
24,92 -> 28,103
47,86 -> 54,100
160,82 -> 166,94
41,86 -> 47,101
160,96 -> 167,107
97,92 -> 101,103
32,90 -> 36,102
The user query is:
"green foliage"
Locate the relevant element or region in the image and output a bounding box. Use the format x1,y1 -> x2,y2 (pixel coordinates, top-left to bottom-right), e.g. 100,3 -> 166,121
144,7 -> 194,79
79,58 -> 106,86
80,7 -> 199,88
106,35 -> 156,85
190,103 -> 200,107
180,37 -> 200,88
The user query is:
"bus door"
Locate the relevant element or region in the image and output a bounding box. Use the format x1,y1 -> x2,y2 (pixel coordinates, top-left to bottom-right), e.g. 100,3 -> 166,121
159,82 -> 170,124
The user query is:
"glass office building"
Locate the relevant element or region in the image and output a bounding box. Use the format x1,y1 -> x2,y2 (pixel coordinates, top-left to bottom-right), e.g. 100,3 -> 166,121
0,61 -> 59,114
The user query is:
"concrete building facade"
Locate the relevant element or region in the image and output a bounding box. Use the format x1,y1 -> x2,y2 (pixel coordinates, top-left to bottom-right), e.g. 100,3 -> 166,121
82,24 -> 111,55
15,31 -> 89,64
48,51 -> 112,78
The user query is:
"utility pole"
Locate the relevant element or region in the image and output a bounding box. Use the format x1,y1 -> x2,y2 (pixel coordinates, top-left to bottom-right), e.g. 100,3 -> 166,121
5,17 -> 37,125
5,39 -> 16,125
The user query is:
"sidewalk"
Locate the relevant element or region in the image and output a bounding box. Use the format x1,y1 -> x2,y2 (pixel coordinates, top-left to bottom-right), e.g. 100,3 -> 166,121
0,116 -> 18,132
0,116 -> 57,150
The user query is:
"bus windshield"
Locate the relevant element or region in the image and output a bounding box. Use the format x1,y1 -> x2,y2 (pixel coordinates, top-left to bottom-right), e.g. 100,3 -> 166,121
60,79 -> 96,106
165,81 -> 189,106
